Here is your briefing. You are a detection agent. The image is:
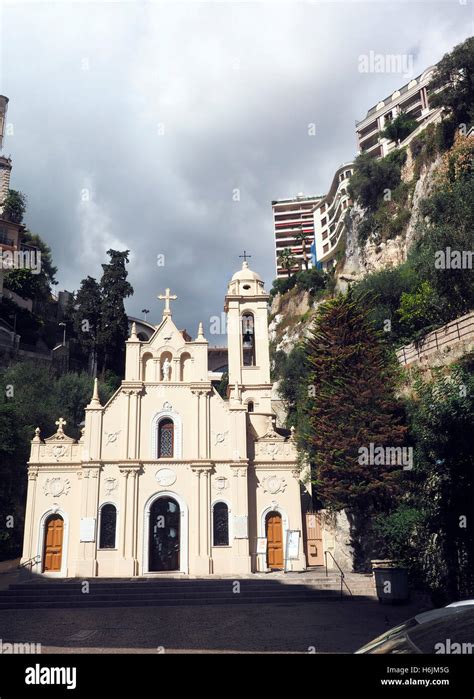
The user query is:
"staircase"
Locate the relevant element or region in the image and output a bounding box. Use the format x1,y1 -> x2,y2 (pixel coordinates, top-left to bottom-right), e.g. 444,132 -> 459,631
0,571 -> 376,610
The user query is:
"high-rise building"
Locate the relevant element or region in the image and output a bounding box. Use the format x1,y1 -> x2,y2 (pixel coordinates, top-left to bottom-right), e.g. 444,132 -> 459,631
355,66 -> 440,158
272,193 -> 323,278
313,163 -> 354,271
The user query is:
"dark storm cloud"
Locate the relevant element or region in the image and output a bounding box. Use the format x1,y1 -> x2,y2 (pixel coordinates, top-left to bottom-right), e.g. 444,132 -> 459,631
0,1 -> 471,341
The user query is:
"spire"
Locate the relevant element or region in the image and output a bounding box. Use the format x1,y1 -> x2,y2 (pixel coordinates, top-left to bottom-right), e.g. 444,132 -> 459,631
129,321 -> 138,340
197,321 -> 205,340
87,377 -> 102,407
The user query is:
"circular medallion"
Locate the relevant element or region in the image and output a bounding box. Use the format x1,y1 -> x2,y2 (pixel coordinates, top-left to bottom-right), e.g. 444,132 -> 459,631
155,468 -> 177,486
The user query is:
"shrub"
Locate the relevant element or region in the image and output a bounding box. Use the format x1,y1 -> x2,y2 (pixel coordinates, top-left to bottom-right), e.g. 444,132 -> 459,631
382,112 -> 418,144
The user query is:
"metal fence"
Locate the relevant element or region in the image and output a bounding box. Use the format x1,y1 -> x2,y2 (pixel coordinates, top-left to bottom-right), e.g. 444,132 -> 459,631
397,312 -> 474,366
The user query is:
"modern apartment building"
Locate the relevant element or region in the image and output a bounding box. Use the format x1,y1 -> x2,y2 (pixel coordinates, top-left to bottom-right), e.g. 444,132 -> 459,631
356,65 -> 439,158
313,163 -> 354,270
272,193 -> 323,278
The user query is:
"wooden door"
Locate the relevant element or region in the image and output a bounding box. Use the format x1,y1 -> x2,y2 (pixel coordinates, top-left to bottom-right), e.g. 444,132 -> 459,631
43,515 -> 63,572
266,512 -> 284,570
305,512 -> 324,566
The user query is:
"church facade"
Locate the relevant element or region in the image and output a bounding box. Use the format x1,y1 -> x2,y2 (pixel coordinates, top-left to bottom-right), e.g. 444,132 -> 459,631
20,262 -> 310,577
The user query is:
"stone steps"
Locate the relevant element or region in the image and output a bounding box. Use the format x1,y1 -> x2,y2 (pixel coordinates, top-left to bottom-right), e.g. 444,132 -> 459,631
0,573 -> 376,609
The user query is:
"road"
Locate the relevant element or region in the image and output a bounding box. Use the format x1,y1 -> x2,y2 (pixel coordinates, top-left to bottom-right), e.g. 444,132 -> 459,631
0,598 -> 427,653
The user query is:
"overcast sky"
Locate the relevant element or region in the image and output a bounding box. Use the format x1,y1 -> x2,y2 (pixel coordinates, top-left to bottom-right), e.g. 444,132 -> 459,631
0,1 -> 471,343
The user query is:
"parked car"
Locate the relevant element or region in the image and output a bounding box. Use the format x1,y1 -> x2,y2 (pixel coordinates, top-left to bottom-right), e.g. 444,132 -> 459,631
356,606 -> 474,654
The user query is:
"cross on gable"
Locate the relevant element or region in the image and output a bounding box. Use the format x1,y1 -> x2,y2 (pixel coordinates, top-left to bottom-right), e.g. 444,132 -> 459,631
55,417 -> 67,432
158,288 -> 177,317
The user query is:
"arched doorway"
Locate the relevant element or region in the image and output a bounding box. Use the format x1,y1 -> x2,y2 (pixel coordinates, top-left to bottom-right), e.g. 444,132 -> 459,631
43,514 -> 64,572
266,511 -> 284,570
149,496 -> 180,571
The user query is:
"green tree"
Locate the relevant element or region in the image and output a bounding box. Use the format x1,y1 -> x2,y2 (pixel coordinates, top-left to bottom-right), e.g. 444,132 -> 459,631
73,276 -> 102,376
430,36 -> 474,127
4,230 -> 58,302
348,149 -> 406,213
98,249 -> 133,376
397,280 -> 443,339
407,365 -> 474,603
303,290 -> 407,512
277,247 -> 297,277
382,111 -> 418,143
2,189 -> 26,224
293,229 -> 310,270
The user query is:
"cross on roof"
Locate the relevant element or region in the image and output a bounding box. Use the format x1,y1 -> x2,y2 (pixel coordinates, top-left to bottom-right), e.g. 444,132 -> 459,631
158,288 -> 177,316
239,250 -> 252,263
55,417 -> 67,432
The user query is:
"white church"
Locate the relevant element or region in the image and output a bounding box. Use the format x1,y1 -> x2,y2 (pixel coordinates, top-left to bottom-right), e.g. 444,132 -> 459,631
20,261 -> 313,577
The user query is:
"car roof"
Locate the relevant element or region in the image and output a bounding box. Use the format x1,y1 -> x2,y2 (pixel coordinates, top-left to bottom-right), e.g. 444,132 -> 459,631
407,608 -> 474,653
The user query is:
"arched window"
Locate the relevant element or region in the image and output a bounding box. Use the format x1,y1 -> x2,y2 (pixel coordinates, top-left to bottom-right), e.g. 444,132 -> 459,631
247,401 -> 254,413
213,502 -> 229,546
242,313 -> 255,366
99,504 -> 117,549
158,418 -> 174,458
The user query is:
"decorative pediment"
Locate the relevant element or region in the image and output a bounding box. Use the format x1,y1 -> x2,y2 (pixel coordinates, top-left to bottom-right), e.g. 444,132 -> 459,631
44,418 -> 76,444
254,418 -> 297,461
144,316 -> 187,353
259,415 -> 285,442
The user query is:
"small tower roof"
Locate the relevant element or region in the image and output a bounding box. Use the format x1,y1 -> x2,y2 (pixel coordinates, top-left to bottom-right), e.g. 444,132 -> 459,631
231,261 -> 262,282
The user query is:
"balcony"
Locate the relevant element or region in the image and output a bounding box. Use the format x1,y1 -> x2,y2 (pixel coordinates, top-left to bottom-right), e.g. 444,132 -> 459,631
0,233 -> 15,248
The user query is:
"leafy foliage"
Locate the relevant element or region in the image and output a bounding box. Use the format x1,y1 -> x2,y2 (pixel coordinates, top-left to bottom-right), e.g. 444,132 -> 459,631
0,362 -> 116,560
348,149 -> 407,213
277,248 -> 297,277
96,250 -> 133,376
382,111 -> 417,143
407,366 -> 474,602
429,36 -> 474,128
302,290 -> 407,512
2,190 -> 26,224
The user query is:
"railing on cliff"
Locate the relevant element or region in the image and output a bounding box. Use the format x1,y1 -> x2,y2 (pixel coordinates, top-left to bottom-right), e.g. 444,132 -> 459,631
397,311 -> 474,367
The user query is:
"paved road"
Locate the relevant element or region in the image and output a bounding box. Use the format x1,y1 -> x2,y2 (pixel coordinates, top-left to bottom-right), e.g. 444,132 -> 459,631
0,598 -> 428,653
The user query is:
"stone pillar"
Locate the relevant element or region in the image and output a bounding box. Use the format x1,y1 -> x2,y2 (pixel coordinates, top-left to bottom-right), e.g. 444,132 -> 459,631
290,468 -> 307,572
117,466 -> 140,576
229,462 -> 252,574
74,464 -> 101,577
20,468 -> 38,566
123,387 -> 142,460
191,464 -> 213,574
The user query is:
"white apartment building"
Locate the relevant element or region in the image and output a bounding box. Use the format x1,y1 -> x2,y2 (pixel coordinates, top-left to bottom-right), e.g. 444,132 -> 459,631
272,193 -> 323,278
313,164 -> 354,271
356,65 -> 439,158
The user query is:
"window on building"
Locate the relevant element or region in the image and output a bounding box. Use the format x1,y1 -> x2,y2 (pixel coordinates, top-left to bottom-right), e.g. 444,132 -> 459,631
213,502 -> 229,546
158,419 -> 174,458
320,216 -> 327,227
322,230 -> 328,240
99,504 -> 117,549
323,243 -> 329,254
247,401 -> 254,413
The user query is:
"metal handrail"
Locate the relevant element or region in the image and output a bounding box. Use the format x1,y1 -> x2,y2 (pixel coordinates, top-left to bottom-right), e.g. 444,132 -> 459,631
324,550 -> 353,598
18,555 -> 41,570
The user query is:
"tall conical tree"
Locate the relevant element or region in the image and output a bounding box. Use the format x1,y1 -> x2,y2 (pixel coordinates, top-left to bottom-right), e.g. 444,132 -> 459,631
73,276 -> 102,376
303,290 -> 407,512
98,249 -> 133,376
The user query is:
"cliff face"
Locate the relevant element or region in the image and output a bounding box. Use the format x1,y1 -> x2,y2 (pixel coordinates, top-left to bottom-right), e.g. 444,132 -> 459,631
269,151 -> 442,355
337,154 -> 441,292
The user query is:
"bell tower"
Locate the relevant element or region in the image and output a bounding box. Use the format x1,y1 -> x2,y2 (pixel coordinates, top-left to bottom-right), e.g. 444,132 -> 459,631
224,258 -> 272,414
